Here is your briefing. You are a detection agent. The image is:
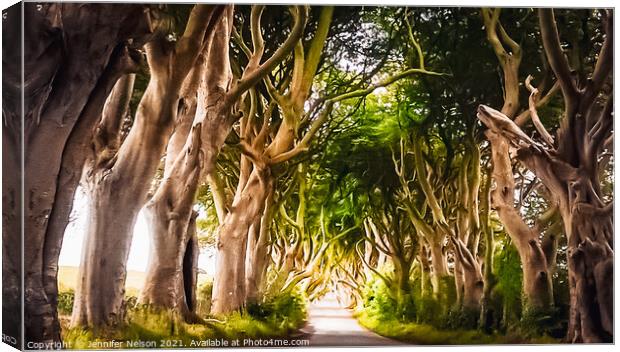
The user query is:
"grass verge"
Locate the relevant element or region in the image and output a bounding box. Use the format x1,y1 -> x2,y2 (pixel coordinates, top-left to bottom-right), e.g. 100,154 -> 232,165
356,309 -> 558,345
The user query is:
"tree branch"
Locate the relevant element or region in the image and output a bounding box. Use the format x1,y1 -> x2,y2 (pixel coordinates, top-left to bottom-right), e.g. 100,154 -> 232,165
268,102 -> 334,164
581,10 -> 613,109
538,8 -> 579,105
226,5 -> 308,106
525,75 -> 555,146
514,80 -> 560,126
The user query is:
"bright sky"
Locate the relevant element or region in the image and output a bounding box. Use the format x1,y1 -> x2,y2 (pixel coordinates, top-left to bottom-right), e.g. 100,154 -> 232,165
59,187 -> 216,275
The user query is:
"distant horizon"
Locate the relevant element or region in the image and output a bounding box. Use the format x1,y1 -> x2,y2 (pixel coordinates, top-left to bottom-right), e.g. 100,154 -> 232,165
59,188 -> 216,275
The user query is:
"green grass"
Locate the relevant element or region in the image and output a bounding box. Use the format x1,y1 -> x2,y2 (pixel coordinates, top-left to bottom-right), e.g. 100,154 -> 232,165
60,291 -> 307,349
356,310 -> 558,345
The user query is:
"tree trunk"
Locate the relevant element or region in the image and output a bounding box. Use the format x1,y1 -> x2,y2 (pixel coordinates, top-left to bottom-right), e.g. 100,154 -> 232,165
141,207 -> 200,321
487,131 -> 553,310
72,6 -> 223,328
245,185 -> 275,303
563,196 -> 612,342
451,237 -> 484,310
538,9 -> 613,342
5,3 -> 151,342
393,258 -> 412,315
183,215 -> 201,315
211,167 -> 272,314
417,244 -> 432,299
140,7 -> 234,317
479,171 -> 495,330
2,6 -> 23,346
429,239 -> 449,298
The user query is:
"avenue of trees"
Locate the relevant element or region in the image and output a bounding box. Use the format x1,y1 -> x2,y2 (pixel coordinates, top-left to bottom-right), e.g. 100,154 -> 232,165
2,3 -> 613,347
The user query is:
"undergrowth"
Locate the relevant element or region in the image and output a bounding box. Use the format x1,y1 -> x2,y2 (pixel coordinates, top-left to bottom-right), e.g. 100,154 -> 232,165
60,287 -> 307,349
357,244 -> 565,344
356,309 -> 557,345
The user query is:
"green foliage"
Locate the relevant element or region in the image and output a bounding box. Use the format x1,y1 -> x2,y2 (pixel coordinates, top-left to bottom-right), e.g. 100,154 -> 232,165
246,290 -> 307,333
63,307 -> 211,349
195,281 -> 213,317
61,291 -> 307,349
357,269 -> 559,344
492,238 -> 523,328
361,277 -> 402,321
356,309 -> 557,345
57,290 -> 75,315
56,290 -> 137,317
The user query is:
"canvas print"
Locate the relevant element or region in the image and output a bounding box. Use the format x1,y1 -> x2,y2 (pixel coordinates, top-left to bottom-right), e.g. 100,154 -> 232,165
1,2 -> 614,350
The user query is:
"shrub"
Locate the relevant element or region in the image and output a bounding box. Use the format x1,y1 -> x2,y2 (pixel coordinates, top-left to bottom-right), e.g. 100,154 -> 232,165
57,290 -> 75,315
361,276 -> 417,323
247,289 -> 307,331
493,240 -> 523,329
196,281 -> 213,317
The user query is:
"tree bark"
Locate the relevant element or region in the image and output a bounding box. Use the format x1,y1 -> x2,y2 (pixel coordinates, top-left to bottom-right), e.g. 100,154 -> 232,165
451,237 -> 484,310
138,7 -> 233,317
486,129 -> 554,310
428,238 -> 449,297
211,166 -> 272,314
71,5 -> 224,329
479,8 -> 554,313
245,185 -> 275,303
2,5 -> 23,347
479,169 -> 495,329
536,9 -> 613,342
4,3 -> 151,343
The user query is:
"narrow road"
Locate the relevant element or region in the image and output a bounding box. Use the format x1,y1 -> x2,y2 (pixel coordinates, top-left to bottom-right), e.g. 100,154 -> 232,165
298,293 -> 404,347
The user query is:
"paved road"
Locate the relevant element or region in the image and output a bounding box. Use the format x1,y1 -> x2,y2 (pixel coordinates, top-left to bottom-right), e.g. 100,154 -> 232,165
298,293 -> 404,347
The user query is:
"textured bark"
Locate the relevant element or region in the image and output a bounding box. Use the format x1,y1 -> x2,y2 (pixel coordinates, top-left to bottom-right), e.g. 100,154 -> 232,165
535,10 -> 612,342
211,167 -> 272,314
2,4 -> 23,347
479,8 -> 554,312
479,10 -> 612,341
428,240 -> 449,298
245,185 -> 275,303
2,3 -> 151,343
452,140 -> 484,311
417,243 -> 433,298
43,55 -> 141,341
139,7 -> 233,317
210,5 -> 311,314
479,170 -> 495,329
484,124 -> 553,309
139,118 -> 204,319
451,237 -> 483,309
394,137 -> 452,300
71,5 -> 224,328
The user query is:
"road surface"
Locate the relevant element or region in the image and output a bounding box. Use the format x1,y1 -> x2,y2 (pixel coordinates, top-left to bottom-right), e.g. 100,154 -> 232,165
297,293 -> 404,347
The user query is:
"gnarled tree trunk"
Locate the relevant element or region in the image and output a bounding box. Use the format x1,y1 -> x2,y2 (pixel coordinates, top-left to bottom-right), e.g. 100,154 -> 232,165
245,185 -> 275,303
71,5 -> 224,328
479,8 -> 554,312
211,166 -> 272,314
500,9 -> 613,342
486,129 -> 554,310
139,8 -> 233,318
3,3 -> 151,343
3,4 -> 23,348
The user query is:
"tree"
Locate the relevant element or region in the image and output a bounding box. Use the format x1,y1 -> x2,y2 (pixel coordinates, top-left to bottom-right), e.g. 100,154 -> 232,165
478,9 -> 613,342
478,8 -> 557,313
140,3 -> 309,319
2,3 -> 152,343
71,4 -> 227,329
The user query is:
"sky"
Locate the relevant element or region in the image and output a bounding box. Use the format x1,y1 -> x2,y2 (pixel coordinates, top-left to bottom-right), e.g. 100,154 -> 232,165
59,187 -> 216,275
